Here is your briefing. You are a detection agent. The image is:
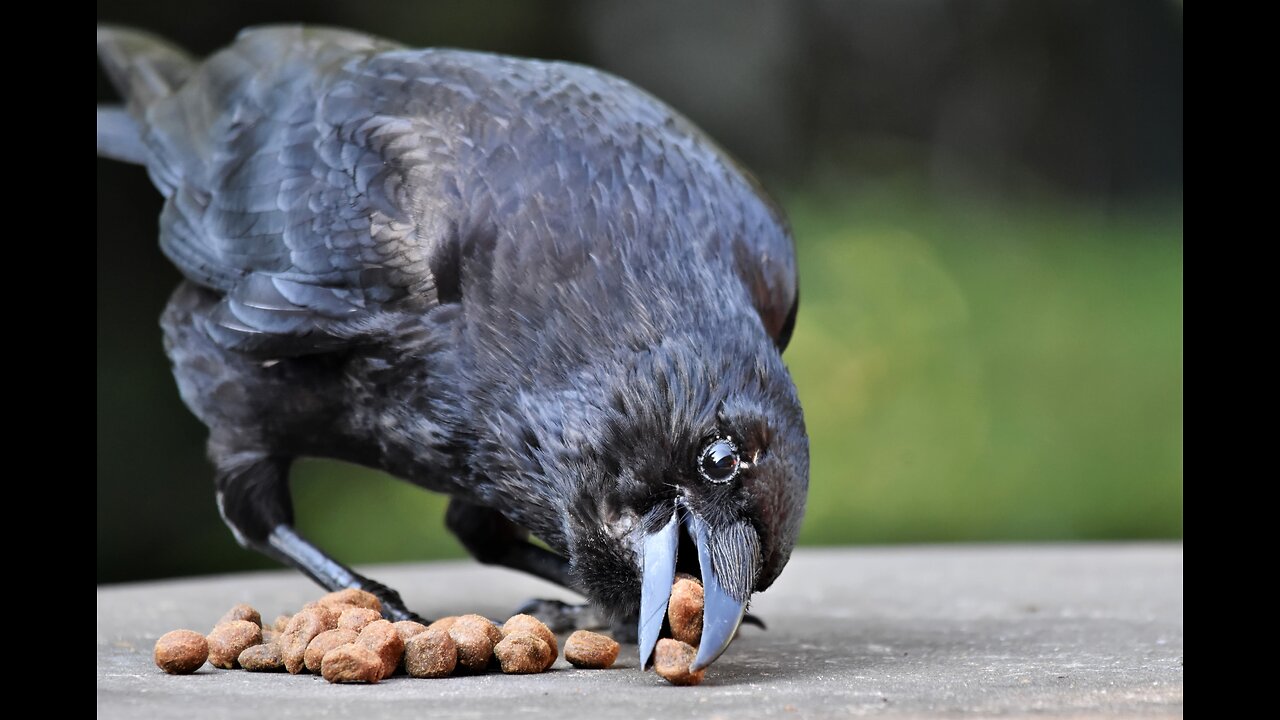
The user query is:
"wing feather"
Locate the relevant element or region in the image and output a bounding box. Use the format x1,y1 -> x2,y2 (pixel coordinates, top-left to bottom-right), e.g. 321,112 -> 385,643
121,27 -> 444,356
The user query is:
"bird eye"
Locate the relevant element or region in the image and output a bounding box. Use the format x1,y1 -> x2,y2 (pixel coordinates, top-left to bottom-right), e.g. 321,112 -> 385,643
698,437 -> 741,484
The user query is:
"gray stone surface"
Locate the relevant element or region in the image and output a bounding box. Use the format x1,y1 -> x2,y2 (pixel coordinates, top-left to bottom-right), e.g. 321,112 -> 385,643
97,544 -> 1182,718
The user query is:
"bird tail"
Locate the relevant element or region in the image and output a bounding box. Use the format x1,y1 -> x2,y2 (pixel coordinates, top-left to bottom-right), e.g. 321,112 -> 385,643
96,25 -> 196,165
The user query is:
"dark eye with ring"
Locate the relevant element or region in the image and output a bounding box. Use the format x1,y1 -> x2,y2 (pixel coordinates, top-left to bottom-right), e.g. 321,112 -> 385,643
698,437 -> 741,483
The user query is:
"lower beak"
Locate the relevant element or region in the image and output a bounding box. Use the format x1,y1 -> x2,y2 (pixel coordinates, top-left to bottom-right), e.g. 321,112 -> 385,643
637,506 -> 760,671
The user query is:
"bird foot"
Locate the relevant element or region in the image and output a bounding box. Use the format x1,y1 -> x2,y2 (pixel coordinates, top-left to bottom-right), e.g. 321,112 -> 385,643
512,598 -> 636,640
358,580 -> 428,624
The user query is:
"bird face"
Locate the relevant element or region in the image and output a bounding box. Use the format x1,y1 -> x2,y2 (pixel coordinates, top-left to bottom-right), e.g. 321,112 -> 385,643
562,333 -> 808,670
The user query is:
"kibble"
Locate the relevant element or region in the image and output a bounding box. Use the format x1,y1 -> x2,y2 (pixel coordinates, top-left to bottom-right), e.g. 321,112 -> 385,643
358,619 -> 405,679
454,614 -> 502,648
238,642 -> 284,672
304,629 -> 359,673
667,574 -> 704,646
654,638 -> 704,686
207,620 -> 262,669
282,607 -> 338,674
502,614 -> 558,670
308,601 -> 352,618
217,603 -> 262,628
392,620 -> 429,645
154,630 -> 208,674
493,632 -> 552,674
337,607 -> 382,633
448,621 -> 494,672
426,616 -> 458,634
404,627 -> 457,678
321,643 -> 382,684
564,630 -> 619,669
317,588 -> 382,613
154,589 -> 686,683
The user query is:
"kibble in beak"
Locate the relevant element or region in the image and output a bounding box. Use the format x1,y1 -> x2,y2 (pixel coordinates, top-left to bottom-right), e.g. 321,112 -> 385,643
636,504 -> 760,671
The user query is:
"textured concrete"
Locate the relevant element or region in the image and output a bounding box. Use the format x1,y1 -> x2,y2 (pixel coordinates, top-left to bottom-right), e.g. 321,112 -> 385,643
97,544 -> 1182,718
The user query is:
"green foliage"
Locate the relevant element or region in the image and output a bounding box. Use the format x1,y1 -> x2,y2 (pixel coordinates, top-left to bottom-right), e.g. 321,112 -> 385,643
785,191 -> 1182,544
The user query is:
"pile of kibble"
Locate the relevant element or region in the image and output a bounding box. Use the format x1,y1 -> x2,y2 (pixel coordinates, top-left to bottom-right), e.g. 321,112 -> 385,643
153,574 -> 710,686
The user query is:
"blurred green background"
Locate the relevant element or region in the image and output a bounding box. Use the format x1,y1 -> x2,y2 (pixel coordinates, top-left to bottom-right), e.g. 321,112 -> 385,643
97,0 -> 1183,583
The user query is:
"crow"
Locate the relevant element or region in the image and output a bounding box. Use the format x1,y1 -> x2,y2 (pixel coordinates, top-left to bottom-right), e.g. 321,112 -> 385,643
97,25 -> 808,672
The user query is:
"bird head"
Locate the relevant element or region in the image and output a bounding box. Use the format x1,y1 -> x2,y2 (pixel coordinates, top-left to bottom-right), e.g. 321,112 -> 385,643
550,322 -> 808,671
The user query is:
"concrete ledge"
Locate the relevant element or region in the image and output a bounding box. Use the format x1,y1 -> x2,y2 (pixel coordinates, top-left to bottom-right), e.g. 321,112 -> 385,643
97,543 -> 1183,718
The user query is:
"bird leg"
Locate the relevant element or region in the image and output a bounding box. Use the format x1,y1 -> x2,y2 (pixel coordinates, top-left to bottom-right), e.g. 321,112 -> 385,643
511,598 -> 620,636
445,499 -> 577,588
446,499 -> 618,631
214,454 -> 426,623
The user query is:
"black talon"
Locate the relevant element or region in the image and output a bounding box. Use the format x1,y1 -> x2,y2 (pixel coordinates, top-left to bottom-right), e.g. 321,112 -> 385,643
380,604 -> 430,624
514,598 -> 607,633
742,613 -> 767,630
355,581 -> 428,623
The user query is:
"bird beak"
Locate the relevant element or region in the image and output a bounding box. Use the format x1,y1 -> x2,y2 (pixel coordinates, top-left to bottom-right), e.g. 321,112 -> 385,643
637,505 -> 761,671
637,509 -> 679,670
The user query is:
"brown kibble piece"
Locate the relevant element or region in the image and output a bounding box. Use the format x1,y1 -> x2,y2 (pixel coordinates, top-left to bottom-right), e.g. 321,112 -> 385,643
282,607 -> 338,674
311,602 -> 360,619
448,622 -> 494,672
262,629 -> 280,644
217,603 -> 262,628
273,614 -> 293,633
321,643 -> 382,683
299,602 -> 342,627
502,614 -> 558,670
667,574 -> 705,646
337,607 -> 382,633
317,588 -> 382,614
239,642 -> 285,672
154,630 -> 208,674
426,616 -> 458,634
654,638 -> 705,686
207,620 -> 262,669
392,620 -> 429,645
393,620 -> 429,673
404,627 -> 457,678
564,630 -> 620,669
494,632 -> 551,674
454,614 -> 503,647
358,620 -> 405,679
453,614 -> 502,669
304,629 -> 359,673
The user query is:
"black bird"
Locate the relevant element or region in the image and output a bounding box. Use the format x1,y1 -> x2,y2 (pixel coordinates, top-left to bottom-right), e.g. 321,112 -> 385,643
97,25 -> 808,671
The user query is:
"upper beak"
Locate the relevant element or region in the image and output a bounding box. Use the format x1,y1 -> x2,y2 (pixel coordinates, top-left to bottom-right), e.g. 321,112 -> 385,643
636,504 -> 761,671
